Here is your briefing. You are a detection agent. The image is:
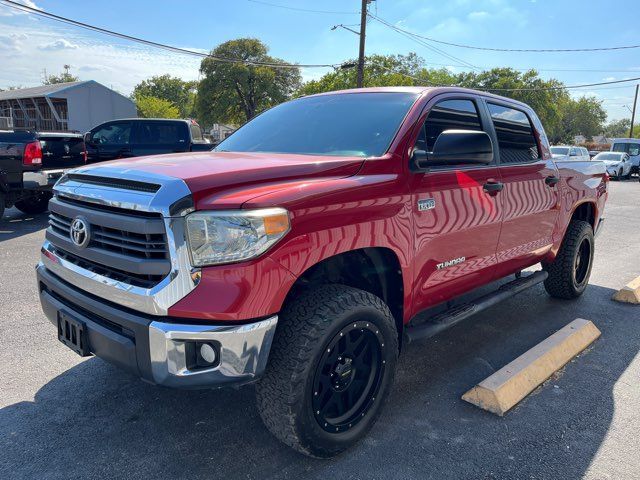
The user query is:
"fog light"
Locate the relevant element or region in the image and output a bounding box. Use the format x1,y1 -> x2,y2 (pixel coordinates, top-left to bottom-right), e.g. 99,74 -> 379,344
199,342 -> 217,365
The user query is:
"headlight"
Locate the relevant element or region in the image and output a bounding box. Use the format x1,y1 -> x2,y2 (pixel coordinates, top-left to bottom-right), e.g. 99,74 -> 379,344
185,208 -> 290,267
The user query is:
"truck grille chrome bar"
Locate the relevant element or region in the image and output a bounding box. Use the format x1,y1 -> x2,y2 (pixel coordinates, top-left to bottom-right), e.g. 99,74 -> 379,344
39,166 -> 198,315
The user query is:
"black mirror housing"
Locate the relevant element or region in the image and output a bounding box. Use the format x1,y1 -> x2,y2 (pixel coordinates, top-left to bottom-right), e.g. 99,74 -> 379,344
414,130 -> 493,169
83,132 -> 92,144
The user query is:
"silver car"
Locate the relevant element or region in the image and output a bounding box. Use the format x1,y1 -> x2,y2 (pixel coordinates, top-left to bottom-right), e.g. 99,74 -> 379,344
593,151 -> 632,180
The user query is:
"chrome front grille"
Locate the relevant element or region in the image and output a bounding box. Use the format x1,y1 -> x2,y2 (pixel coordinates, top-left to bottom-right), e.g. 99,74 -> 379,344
46,195 -> 171,288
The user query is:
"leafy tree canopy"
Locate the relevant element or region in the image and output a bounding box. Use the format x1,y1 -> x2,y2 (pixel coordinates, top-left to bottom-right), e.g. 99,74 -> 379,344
43,65 -> 79,85
196,38 -> 302,125
133,75 -> 196,118
135,95 -> 181,119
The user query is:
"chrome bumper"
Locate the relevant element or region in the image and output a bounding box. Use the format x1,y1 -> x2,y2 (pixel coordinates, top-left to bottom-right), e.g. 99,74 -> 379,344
23,169 -> 65,190
148,317 -> 278,388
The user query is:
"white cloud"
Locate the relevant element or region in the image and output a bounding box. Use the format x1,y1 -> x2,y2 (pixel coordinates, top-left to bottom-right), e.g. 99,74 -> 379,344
468,11 -> 489,21
38,39 -> 80,51
0,0 -> 41,16
0,32 -> 27,51
602,76 -> 616,82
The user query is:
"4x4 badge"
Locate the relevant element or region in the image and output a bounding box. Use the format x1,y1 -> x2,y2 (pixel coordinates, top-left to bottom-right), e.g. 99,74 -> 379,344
417,198 -> 436,211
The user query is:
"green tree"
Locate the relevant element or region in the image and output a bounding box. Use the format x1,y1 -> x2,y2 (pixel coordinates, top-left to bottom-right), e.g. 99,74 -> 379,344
556,96 -> 607,143
298,53 -> 457,96
135,95 -> 180,119
43,65 -> 79,85
457,68 -> 568,143
602,118 -> 631,137
196,38 -> 302,125
133,75 -> 196,118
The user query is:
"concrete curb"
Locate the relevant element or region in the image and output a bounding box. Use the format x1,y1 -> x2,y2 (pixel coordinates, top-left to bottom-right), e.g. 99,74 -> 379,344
462,318 -> 601,416
612,276 -> 640,304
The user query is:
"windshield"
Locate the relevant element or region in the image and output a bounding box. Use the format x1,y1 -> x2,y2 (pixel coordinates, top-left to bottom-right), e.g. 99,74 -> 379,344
594,152 -> 622,161
550,147 -> 570,155
215,92 -> 419,157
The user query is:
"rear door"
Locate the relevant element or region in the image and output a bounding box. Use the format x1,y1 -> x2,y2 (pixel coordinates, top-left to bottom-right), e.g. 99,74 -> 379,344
483,101 -> 560,277
88,121 -> 134,162
131,121 -> 189,157
409,95 -> 503,313
39,135 -> 86,169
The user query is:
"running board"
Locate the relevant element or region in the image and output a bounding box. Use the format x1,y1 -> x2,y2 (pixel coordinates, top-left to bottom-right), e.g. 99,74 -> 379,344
405,271 -> 548,344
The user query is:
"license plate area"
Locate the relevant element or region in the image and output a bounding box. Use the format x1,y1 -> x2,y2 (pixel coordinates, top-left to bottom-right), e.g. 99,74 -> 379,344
57,312 -> 91,356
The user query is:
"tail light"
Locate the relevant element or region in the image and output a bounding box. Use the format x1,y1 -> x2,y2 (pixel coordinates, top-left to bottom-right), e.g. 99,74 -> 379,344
23,141 -> 42,166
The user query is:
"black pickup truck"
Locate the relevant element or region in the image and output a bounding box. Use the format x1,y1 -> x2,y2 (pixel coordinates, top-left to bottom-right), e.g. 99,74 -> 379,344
0,130 -> 86,219
84,118 -> 211,162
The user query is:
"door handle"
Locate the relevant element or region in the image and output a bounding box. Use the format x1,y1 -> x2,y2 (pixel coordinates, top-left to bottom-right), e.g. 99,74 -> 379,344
545,175 -> 560,187
483,181 -> 504,195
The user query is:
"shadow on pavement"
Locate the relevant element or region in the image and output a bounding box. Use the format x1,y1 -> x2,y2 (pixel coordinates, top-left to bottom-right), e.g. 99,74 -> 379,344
1,283 -> 638,480
0,208 -> 49,242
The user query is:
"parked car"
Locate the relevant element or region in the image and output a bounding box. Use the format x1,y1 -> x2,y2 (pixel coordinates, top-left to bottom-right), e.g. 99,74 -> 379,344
593,151 -> 632,179
84,118 -> 211,162
550,145 -> 590,161
36,87 -> 607,458
0,130 -> 86,219
610,138 -> 640,176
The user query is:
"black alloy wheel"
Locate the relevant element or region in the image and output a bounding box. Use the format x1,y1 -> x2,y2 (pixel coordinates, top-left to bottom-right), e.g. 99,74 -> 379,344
312,320 -> 385,434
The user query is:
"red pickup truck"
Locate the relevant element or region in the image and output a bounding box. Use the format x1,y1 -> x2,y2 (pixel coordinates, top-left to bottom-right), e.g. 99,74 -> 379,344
37,87 -> 607,457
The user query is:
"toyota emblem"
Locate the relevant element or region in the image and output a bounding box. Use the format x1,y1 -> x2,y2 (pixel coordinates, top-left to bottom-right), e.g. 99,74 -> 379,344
70,217 -> 90,248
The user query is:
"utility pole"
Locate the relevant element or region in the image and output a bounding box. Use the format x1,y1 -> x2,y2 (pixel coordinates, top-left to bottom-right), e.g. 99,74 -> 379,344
630,84 -> 639,138
356,0 -> 370,88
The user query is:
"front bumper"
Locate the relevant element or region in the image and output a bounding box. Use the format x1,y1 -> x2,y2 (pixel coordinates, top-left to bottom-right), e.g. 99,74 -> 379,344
37,264 -> 278,388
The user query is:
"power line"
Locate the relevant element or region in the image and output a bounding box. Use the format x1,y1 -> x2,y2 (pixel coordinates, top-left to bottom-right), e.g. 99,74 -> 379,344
0,0 -> 339,69
246,0 -> 357,15
368,13 -> 640,53
367,13 -> 479,71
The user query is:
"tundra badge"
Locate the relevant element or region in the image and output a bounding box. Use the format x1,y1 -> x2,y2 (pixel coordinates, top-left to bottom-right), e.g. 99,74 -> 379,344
417,198 -> 436,211
437,257 -> 466,270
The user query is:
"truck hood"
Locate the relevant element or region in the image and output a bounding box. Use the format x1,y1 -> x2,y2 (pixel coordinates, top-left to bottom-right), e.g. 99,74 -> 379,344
75,151 -> 365,207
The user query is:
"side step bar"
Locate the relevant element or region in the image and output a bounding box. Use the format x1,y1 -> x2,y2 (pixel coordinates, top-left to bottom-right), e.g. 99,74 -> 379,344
405,271 -> 548,344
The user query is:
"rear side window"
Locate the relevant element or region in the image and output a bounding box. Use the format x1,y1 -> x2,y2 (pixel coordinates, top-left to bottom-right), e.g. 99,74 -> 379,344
418,99 -> 482,151
190,123 -> 204,142
613,142 -> 640,156
487,103 -> 540,164
137,122 -> 187,144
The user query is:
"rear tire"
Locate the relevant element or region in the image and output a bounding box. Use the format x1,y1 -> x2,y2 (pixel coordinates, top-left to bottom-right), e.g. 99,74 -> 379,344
543,220 -> 594,299
256,284 -> 399,458
14,192 -> 52,214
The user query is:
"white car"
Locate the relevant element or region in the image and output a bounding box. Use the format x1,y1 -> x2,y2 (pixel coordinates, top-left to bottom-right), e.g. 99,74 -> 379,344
593,151 -> 632,179
611,138 -> 640,176
550,145 -> 590,161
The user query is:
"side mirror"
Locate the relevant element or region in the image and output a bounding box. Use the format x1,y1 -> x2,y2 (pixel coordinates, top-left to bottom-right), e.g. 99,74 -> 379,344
413,130 -> 493,169
83,132 -> 93,145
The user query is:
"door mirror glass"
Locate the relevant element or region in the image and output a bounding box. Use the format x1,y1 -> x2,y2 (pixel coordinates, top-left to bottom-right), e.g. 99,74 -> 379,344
414,130 -> 493,168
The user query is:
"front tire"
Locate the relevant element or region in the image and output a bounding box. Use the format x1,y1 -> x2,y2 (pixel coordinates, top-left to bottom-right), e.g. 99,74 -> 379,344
14,192 -> 52,214
543,220 -> 594,299
256,284 -> 399,458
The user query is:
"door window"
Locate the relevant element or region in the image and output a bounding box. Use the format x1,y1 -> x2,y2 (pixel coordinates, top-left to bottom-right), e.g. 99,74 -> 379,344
137,122 -> 186,144
92,122 -> 132,145
612,142 -> 640,156
487,103 -> 540,164
417,98 -> 483,153
190,123 -> 204,142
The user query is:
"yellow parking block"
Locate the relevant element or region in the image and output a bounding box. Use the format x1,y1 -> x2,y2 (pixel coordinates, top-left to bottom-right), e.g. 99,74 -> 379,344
462,318 -> 601,416
612,276 -> 640,304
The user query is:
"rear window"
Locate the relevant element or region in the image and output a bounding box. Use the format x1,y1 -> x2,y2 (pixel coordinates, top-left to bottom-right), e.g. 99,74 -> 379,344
137,122 -> 187,144
551,147 -> 570,155
595,152 -> 623,161
487,103 -> 540,164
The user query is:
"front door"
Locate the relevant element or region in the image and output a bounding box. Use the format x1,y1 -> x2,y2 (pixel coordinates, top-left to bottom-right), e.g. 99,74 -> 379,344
131,121 -> 188,157
410,96 -> 503,315
88,121 -> 133,162
483,101 -> 560,277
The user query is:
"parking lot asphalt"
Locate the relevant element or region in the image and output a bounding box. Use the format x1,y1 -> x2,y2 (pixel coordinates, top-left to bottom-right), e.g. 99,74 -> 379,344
1,180 -> 639,480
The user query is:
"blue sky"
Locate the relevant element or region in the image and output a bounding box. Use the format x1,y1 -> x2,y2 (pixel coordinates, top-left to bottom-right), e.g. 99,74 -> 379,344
1,0 -> 639,121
